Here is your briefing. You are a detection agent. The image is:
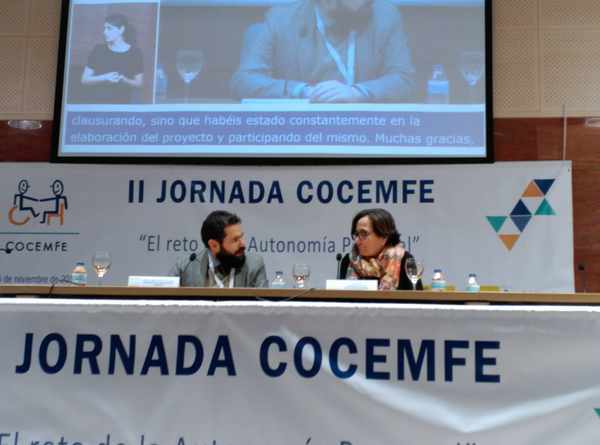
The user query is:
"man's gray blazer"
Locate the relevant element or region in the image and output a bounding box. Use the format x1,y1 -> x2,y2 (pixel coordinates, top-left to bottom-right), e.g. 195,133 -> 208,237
170,249 -> 269,288
231,0 -> 415,101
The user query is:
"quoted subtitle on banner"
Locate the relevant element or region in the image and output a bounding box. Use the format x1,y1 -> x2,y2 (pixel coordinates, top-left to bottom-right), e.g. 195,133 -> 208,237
0,433 -> 355,445
137,234 -> 421,254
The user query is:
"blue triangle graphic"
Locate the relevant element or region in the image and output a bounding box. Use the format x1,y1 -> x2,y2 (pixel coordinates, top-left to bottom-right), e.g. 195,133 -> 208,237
510,215 -> 532,232
487,216 -> 507,233
511,200 -> 531,216
536,199 -> 556,216
534,179 -> 555,196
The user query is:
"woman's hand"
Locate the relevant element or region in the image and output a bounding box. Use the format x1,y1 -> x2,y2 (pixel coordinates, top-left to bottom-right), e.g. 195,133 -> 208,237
81,67 -> 121,85
118,73 -> 143,88
103,72 -> 121,83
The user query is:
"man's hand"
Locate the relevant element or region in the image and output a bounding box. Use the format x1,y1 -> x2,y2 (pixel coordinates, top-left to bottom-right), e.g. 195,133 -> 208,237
309,80 -> 365,103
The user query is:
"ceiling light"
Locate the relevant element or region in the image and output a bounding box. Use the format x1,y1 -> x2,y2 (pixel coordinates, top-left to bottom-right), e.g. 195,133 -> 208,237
7,119 -> 42,130
584,118 -> 600,128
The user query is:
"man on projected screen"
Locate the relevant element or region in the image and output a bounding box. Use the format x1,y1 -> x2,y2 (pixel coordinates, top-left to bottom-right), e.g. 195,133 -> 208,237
170,211 -> 268,288
231,0 -> 415,102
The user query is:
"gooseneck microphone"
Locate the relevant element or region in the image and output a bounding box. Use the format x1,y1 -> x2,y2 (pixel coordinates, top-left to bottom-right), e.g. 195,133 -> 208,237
179,252 -> 198,284
578,263 -> 587,293
336,252 -> 343,279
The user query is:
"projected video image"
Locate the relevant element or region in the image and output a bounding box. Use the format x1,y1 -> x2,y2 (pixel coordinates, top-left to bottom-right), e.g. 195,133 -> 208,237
56,0 -> 489,161
67,3 -> 158,104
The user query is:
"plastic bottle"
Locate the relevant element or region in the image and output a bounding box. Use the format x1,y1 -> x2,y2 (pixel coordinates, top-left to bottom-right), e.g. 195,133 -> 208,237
431,268 -> 446,291
71,261 -> 87,286
155,64 -> 168,102
270,271 -> 287,289
466,273 -> 480,293
427,64 -> 450,104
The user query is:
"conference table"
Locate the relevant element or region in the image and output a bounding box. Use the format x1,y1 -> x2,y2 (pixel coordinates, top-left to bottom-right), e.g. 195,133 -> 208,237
1,284 -> 599,303
2,285 -> 600,443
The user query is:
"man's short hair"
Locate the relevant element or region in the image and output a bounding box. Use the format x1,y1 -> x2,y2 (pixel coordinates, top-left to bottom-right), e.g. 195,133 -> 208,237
201,210 -> 242,247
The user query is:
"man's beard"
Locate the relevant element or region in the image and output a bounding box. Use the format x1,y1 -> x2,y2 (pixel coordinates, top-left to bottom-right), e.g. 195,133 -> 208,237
217,249 -> 246,272
331,3 -> 372,33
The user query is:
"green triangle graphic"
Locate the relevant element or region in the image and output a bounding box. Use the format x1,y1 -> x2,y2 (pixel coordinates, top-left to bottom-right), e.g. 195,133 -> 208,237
594,408 -> 600,418
535,199 -> 556,216
487,216 -> 507,233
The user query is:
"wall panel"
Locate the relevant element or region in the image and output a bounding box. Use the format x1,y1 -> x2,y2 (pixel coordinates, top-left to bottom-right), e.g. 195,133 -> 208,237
28,0 -> 62,36
24,38 -> 58,114
493,28 -> 540,116
0,1 -> 29,36
0,38 -> 27,113
494,0 -> 538,28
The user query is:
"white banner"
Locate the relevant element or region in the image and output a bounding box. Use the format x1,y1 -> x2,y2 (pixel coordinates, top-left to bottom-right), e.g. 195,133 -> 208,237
0,161 -> 573,291
2,299 -> 600,444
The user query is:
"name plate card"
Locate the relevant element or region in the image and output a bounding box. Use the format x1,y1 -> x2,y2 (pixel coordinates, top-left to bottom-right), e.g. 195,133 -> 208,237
325,279 -> 378,291
127,276 -> 180,288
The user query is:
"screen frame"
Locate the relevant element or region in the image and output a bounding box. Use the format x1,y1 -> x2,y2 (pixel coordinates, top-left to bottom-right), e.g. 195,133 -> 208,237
50,0 -> 494,166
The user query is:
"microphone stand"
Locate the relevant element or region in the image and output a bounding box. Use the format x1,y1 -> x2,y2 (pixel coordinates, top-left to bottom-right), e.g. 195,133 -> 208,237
336,253 -> 343,279
179,252 -> 198,285
0,247 -> 13,296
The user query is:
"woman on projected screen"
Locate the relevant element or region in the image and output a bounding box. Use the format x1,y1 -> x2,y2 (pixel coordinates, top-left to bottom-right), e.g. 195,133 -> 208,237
338,208 -> 422,290
80,14 -> 144,104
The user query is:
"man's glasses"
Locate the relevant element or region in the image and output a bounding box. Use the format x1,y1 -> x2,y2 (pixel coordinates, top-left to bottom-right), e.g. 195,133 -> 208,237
352,230 -> 372,241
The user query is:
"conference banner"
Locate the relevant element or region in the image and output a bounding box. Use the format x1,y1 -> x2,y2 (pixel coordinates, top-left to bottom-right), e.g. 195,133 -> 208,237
0,161 -> 573,291
1,299 -> 600,444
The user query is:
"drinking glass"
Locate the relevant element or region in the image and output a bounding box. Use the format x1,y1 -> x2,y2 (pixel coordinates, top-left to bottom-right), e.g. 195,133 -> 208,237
404,257 -> 424,291
292,264 -> 310,289
459,50 -> 484,102
92,251 -> 111,285
176,49 -> 205,102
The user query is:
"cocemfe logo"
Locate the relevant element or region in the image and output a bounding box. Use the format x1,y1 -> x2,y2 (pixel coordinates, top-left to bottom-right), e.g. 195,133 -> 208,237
486,179 -> 556,251
7,179 -> 68,226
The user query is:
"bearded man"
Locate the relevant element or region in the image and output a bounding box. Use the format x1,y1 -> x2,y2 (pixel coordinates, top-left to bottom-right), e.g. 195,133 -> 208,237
171,210 -> 268,288
231,0 -> 415,102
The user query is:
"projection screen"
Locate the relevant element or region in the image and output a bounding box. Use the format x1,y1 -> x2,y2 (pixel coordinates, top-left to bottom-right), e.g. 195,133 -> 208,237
52,0 -> 492,163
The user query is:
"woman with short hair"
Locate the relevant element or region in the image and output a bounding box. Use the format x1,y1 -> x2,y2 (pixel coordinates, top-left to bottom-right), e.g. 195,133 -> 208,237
339,208 -> 422,290
81,13 -> 144,103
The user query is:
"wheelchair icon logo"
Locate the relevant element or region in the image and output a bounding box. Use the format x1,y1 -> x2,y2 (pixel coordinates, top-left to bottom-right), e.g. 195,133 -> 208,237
9,179 -> 69,226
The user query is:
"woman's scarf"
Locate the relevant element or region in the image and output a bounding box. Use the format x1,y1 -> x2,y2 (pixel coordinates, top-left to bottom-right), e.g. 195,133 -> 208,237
349,244 -> 405,290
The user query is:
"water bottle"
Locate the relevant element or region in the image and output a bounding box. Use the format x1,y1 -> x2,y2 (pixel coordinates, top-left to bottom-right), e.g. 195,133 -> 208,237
466,273 -> 480,293
431,268 -> 446,291
270,271 -> 287,289
427,64 -> 450,104
155,64 -> 168,101
71,261 -> 87,286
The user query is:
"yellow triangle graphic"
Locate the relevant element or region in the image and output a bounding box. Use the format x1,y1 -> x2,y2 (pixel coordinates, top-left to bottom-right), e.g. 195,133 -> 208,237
522,181 -> 543,198
499,234 -> 519,250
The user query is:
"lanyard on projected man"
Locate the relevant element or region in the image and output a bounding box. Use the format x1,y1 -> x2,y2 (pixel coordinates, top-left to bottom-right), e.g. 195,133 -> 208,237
208,253 -> 235,288
315,8 -> 356,85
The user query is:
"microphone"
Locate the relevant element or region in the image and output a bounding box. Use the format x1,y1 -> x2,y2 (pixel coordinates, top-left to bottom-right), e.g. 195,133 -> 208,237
578,263 -> 587,293
180,253 -> 198,282
336,252 -> 343,279
0,246 -> 12,254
